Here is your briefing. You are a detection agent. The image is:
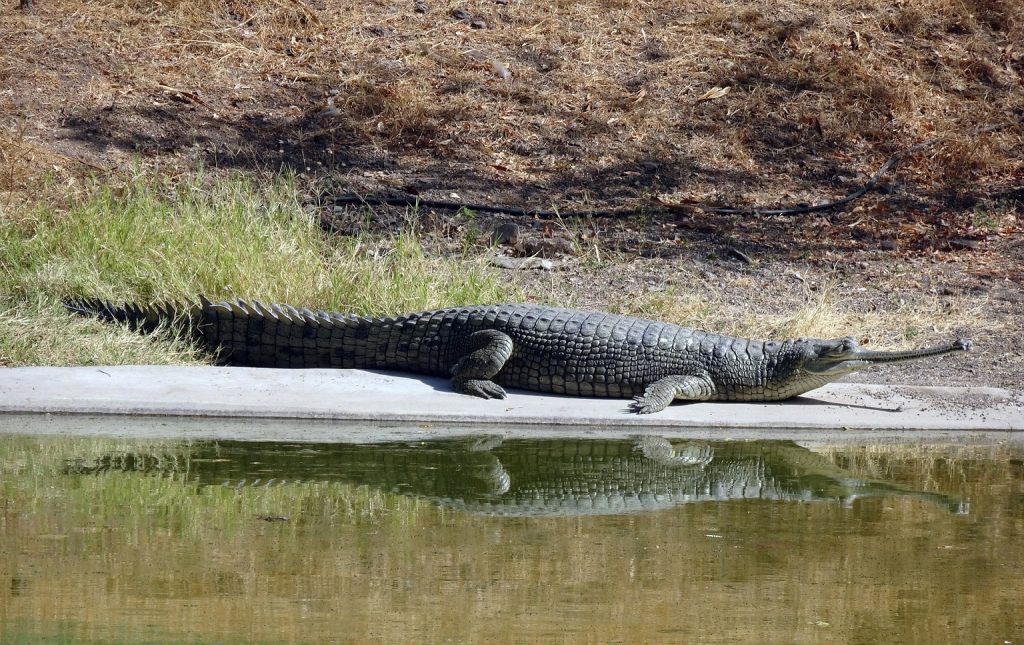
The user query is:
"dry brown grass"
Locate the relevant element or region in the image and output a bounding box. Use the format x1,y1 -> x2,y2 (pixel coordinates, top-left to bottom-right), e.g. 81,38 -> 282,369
603,268 -> 989,348
1,0 -> 1020,212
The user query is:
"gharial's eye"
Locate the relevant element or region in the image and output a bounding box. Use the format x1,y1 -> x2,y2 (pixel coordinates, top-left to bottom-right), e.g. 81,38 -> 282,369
841,337 -> 857,352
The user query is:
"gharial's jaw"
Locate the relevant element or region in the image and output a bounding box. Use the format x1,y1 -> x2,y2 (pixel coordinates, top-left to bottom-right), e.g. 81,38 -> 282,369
802,337 -> 973,378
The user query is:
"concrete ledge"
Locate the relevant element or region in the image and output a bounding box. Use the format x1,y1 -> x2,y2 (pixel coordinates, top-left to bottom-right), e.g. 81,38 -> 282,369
1,366 -> 1020,432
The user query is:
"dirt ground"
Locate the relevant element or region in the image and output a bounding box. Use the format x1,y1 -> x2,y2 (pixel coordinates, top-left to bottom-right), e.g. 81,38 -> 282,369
1,0 -> 1022,393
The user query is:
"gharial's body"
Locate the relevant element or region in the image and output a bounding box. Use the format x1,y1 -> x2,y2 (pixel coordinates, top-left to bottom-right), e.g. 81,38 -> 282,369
68,438 -> 966,517
67,299 -> 972,413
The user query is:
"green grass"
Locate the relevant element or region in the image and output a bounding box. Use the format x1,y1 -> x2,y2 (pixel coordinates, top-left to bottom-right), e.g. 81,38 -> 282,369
0,172 -> 518,366
0,435 -> 431,537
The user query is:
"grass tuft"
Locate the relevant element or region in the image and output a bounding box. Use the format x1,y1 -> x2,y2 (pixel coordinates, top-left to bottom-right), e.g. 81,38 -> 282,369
0,172 -> 518,366
611,275 -> 985,348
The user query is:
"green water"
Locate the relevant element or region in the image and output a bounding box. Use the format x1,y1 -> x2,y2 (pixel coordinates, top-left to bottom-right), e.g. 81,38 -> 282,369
1,434 -> 1022,643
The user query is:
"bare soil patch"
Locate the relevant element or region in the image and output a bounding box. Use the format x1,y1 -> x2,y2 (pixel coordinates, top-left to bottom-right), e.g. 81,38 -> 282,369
2,0 -> 1022,392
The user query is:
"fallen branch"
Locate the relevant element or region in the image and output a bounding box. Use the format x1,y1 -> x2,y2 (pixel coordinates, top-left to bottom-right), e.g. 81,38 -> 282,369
322,117 -> 1021,220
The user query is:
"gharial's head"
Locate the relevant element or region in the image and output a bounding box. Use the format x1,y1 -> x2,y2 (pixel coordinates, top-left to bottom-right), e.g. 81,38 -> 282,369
790,336 -> 973,380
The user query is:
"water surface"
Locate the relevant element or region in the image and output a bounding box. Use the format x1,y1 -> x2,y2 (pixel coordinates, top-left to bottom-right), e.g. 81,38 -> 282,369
1,433 -> 1021,643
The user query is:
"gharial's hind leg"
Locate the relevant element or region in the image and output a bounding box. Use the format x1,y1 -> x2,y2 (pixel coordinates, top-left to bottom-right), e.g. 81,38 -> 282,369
451,330 -> 514,399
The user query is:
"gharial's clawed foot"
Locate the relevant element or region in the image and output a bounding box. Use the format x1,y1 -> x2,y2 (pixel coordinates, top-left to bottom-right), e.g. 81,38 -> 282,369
636,436 -> 715,466
630,395 -> 667,415
456,378 -> 507,400
629,374 -> 715,414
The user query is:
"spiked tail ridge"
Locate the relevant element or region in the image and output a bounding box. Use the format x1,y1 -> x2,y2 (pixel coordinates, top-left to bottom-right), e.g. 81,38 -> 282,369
64,298 -> 201,334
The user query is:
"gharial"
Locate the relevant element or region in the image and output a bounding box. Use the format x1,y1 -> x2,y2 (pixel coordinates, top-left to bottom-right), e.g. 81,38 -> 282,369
67,438 -> 967,516
66,298 -> 972,414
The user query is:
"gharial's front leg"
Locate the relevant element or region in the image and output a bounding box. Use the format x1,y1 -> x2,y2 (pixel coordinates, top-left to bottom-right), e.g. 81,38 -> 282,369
631,374 -> 717,414
450,329 -> 514,399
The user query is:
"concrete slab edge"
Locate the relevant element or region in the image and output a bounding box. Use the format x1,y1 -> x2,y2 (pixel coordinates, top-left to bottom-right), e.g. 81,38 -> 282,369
1,366 -> 1021,433
2,413 -> 1022,447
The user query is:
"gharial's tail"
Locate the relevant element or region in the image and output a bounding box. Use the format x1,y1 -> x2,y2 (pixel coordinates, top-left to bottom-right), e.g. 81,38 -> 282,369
64,298 -> 200,334
65,297 -> 405,369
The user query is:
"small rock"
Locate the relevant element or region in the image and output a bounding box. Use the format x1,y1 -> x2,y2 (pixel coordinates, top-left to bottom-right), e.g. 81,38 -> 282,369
880,238 -> 898,251
470,17 -> 488,29
491,60 -> 512,80
451,8 -> 472,20
491,222 -> 521,246
490,256 -> 556,271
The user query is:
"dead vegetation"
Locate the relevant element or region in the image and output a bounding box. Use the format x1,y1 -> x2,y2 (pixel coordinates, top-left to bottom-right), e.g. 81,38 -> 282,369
1,0 -> 1020,213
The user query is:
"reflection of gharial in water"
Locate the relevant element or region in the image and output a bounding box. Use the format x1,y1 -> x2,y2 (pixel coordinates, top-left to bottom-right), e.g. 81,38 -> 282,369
66,438 -> 967,517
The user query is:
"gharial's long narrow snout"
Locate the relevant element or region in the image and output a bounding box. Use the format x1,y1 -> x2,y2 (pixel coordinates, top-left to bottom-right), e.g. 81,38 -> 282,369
847,338 -> 973,363
805,337 -> 972,375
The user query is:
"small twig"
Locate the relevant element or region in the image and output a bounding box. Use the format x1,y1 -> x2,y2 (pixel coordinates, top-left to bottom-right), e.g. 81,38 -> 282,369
155,83 -> 218,112
727,247 -> 754,265
64,154 -> 111,172
281,0 -> 323,26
